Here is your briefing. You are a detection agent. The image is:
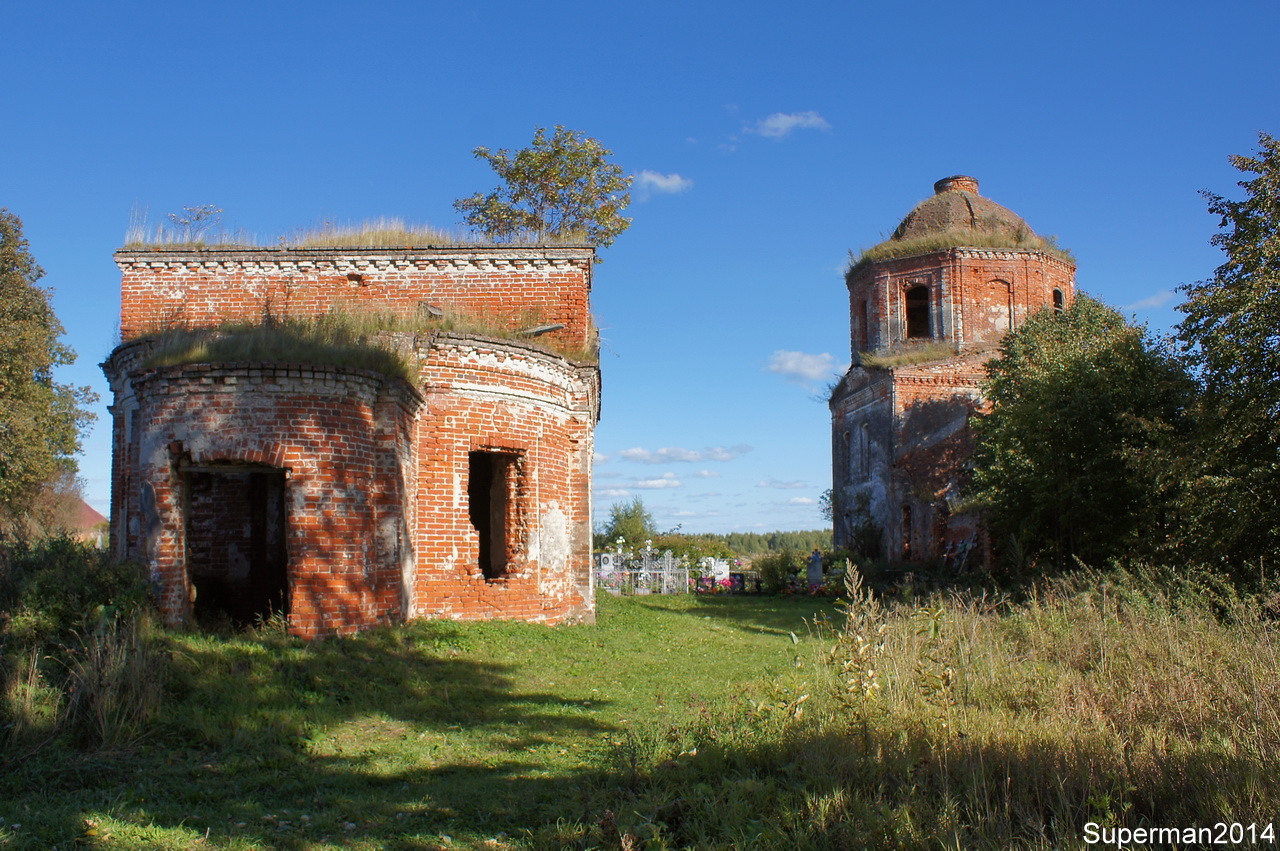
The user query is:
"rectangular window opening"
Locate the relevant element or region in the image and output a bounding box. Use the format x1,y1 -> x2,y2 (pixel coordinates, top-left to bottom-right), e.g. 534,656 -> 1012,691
469,450 -> 519,580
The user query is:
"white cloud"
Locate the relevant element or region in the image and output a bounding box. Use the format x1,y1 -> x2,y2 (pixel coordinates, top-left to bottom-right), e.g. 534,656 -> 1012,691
1124,291 -> 1177,311
636,170 -> 694,199
594,451 -> 610,464
634,473 -> 683,489
747,111 -> 831,139
619,445 -> 752,464
766,350 -> 844,385
594,488 -> 633,498
691,470 -> 720,478
758,478 -> 808,490
787,496 -> 818,506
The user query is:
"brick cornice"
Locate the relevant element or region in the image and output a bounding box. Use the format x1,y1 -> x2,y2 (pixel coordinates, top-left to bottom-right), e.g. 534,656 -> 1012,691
114,245 -> 595,273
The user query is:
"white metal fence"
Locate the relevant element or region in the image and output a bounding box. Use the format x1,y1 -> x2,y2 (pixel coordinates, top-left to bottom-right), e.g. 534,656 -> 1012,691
593,549 -> 690,595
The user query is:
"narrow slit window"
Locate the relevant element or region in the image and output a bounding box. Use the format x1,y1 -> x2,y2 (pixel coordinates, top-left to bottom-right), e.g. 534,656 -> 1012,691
860,422 -> 871,476
901,503 -> 913,558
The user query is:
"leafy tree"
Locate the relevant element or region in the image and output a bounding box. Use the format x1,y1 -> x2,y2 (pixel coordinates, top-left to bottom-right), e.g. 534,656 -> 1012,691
1176,132 -> 1280,574
454,126 -> 633,248
0,210 -> 97,537
595,496 -> 656,550
969,295 -> 1192,570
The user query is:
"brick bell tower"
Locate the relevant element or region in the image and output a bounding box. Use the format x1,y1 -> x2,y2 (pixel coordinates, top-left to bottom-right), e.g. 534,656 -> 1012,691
829,176 -> 1076,565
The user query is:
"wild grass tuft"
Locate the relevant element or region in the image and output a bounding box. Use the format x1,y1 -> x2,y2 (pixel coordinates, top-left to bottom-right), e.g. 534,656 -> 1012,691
123,212 -> 594,250
135,305 -> 598,378
857,340 -> 958,368
849,229 -> 1075,274
63,611 -> 165,748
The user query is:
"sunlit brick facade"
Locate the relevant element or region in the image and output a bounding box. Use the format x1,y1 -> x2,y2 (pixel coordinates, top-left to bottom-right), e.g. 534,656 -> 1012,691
104,245 -> 599,637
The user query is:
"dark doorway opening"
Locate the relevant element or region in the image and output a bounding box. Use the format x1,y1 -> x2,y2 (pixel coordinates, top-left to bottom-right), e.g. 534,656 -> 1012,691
185,465 -> 288,628
905,287 -> 931,338
469,451 -> 517,580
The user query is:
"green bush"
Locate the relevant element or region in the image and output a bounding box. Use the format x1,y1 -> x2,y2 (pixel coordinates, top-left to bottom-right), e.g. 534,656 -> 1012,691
0,537 -> 149,646
1,538 -> 157,753
755,550 -> 807,594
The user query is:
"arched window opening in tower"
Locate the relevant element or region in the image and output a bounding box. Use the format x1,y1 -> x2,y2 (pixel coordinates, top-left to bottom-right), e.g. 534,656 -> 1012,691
1053,288 -> 1065,312
905,286 -> 931,338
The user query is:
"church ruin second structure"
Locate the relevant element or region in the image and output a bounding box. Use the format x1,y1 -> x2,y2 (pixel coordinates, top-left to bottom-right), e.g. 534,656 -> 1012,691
829,176 -> 1076,564
104,243 -> 599,637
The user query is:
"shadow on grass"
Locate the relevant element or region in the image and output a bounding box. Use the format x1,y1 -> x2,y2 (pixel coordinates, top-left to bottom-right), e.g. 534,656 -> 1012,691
0,619 -> 620,849
632,595 -> 841,638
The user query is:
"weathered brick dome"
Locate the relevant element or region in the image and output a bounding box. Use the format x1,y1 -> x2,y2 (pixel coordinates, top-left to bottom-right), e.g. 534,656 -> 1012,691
889,175 -> 1037,242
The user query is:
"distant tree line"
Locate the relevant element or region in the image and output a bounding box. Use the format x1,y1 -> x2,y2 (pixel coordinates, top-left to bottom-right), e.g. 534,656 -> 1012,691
594,497 -> 830,560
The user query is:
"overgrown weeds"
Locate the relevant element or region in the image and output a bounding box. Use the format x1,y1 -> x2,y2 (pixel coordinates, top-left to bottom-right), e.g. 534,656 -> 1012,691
1,538 -> 159,757
561,565 -> 1280,848
857,340 -> 959,369
849,228 -> 1074,274
133,304 -> 598,379
123,213 -> 593,250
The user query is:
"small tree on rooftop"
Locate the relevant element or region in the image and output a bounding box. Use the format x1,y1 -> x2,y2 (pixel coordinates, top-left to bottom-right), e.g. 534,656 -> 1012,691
454,126 -> 633,249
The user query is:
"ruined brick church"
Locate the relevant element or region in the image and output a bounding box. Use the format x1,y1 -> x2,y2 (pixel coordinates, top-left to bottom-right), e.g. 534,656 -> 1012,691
104,242 -> 598,637
829,176 -> 1076,564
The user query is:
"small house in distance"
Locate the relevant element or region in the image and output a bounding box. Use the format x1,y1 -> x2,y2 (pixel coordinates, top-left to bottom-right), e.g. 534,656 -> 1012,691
103,240 -> 600,637
829,176 -> 1076,564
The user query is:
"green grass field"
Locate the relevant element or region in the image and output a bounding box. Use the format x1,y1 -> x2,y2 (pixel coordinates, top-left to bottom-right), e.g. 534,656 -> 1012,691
5,571 -> 1278,850
0,593 -> 838,850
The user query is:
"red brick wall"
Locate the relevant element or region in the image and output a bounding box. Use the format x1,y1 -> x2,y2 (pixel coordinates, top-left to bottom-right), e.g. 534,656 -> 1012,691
846,248 -> 1075,355
410,336 -> 596,624
105,353 -> 420,638
115,246 -> 596,351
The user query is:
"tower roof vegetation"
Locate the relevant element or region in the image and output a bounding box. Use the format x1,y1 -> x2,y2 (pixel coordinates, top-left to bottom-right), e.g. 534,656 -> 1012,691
848,176 -> 1073,274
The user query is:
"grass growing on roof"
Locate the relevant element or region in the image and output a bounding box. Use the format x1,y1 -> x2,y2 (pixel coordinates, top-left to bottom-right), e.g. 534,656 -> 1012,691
136,306 -> 598,377
856,340 -> 958,368
849,228 -> 1075,274
122,215 -> 593,250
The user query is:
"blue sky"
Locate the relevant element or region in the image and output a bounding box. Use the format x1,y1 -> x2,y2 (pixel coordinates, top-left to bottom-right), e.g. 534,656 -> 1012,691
3,1 -> 1278,533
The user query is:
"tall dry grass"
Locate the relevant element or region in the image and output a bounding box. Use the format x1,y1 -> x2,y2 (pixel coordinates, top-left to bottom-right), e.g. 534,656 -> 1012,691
137,303 -> 598,380
560,566 -> 1280,849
